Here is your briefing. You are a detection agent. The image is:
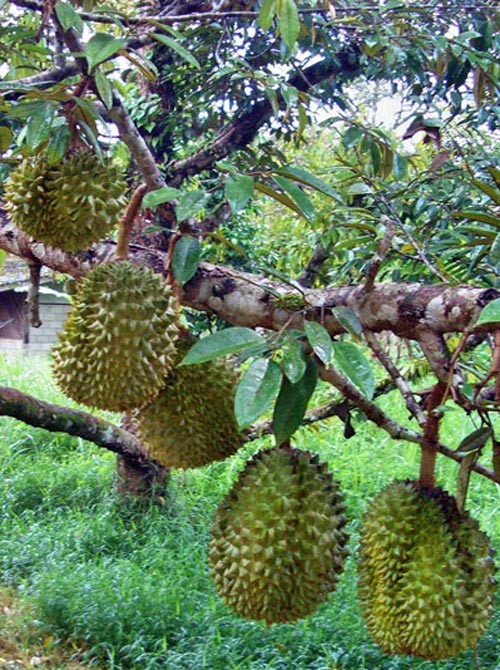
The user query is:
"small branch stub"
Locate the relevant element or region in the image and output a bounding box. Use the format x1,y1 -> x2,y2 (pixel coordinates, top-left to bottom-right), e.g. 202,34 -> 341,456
116,184 -> 148,260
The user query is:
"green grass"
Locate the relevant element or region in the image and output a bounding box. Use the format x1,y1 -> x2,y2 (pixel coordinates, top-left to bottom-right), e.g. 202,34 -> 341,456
0,355 -> 499,669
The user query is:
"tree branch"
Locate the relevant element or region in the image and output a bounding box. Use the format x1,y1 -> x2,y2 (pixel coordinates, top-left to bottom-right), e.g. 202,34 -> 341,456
0,385 -> 151,466
1,211 -> 498,340
165,52 -> 361,186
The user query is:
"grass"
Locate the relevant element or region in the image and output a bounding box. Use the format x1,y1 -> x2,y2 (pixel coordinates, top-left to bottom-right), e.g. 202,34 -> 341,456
0,354 -> 499,670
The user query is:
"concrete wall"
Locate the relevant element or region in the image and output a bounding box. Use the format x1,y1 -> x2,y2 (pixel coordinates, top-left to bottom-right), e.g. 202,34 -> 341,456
27,296 -> 71,355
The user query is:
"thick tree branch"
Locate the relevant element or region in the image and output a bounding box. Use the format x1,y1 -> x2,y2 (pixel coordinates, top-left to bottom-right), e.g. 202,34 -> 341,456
0,385 -> 150,466
1,212 -> 499,340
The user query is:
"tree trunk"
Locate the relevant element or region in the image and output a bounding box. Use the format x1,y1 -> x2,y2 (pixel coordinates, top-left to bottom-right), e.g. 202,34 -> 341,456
115,454 -> 170,499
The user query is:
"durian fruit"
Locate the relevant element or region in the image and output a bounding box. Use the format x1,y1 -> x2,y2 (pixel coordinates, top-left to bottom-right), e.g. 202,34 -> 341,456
209,446 -> 349,625
52,261 -> 179,411
3,151 -> 126,252
358,480 -> 496,660
133,338 -> 243,469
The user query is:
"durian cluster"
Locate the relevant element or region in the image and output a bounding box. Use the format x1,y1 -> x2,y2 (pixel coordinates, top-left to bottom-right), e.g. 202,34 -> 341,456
3,150 -> 126,252
209,446 -> 349,625
358,480 -> 496,660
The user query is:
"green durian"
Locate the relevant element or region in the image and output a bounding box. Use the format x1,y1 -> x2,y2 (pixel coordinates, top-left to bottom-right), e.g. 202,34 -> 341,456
134,337 -> 243,469
52,261 -> 179,411
358,480 -> 496,660
209,446 -> 349,625
3,151 -> 126,252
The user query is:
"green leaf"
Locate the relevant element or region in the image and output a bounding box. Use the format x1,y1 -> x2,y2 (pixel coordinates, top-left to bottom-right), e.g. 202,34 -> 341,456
25,101 -> 56,151
393,153 -> 408,180
333,341 -> 375,399
454,210 -> 500,229
304,321 -> 333,365
225,174 -> 254,213
273,165 -> 342,202
46,126 -> 70,164
150,33 -> 201,70
0,250 -> 7,273
171,236 -> 201,285
0,126 -> 13,152
472,178 -> 500,205
94,69 -> 113,109
272,357 -> 318,445
343,126 -> 363,149
282,334 -> 306,383
254,181 -> 305,218
455,426 -> 492,453
181,328 -> 266,365
369,140 -> 381,174
277,0 -> 300,50
272,175 -> 316,222
234,358 -> 281,428
142,186 -> 181,209
332,306 -> 363,337
177,190 -> 208,221
84,33 -> 127,71
259,0 -> 276,30
55,0 -> 83,34
475,298 -> 500,326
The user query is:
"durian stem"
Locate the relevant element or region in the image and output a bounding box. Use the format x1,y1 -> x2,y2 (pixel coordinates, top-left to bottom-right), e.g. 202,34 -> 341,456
27,261 -> 42,328
116,184 -> 148,260
165,233 -> 182,324
418,381 -> 447,488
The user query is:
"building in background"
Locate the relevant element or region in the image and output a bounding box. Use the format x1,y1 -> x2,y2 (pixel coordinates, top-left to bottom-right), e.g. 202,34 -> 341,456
0,256 -> 70,355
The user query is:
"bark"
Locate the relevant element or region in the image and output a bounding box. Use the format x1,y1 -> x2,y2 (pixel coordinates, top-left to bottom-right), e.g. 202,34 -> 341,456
1,212 -> 498,343
0,385 -> 148,466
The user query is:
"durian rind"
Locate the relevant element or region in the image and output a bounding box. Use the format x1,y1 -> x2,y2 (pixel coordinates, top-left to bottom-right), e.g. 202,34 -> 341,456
134,339 -> 243,469
358,480 -> 496,660
209,446 -> 349,625
3,151 -> 126,252
52,261 -> 179,411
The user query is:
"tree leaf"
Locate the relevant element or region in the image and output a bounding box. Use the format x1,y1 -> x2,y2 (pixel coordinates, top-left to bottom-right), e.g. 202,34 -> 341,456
455,426 -> 492,453
181,328 -> 266,365
84,33 -> 127,71
234,358 -> 281,428
277,0 -> 300,50
333,341 -> 375,399
94,69 -> 113,109
55,0 -> 83,34
259,0 -> 276,30
176,190 -> 208,221
304,320 -> 333,365
0,126 -> 13,152
25,101 -> 56,151
142,186 -> 181,209
225,174 -> 254,213
46,125 -> 70,164
332,306 -> 363,337
150,33 -> 201,70
476,298 -> 500,326
272,165 -> 342,201
454,210 -> 500,229
272,175 -> 316,222
472,178 -> 500,205
272,357 -> 318,445
171,236 -> 201,285
281,334 -> 306,383
254,181 -> 305,218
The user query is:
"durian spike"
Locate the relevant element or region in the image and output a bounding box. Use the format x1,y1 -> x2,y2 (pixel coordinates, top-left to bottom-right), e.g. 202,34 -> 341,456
116,183 -> 148,260
418,381 -> 446,488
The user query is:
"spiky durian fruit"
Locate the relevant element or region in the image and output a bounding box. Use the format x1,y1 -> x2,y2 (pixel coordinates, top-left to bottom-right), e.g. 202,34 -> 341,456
52,261 -> 179,411
134,339 -> 243,469
358,480 -> 496,660
3,151 -> 126,252
209,446 -> 349,625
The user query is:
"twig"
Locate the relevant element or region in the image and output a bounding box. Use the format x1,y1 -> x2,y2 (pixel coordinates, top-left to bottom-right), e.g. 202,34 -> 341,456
116,184 -> 148,260
363,216 -> 395,292
364,330 -> 426,426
